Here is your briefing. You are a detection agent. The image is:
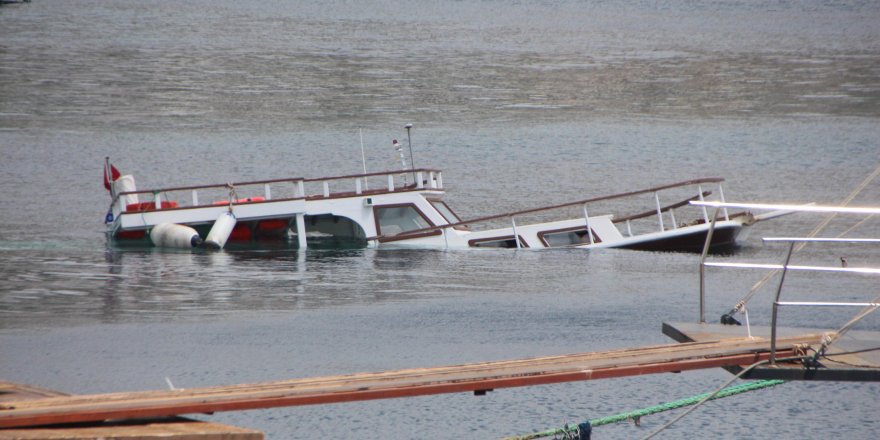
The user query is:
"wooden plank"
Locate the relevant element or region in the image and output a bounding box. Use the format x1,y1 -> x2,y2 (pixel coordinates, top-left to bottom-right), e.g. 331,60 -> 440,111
663,322 -> 880,381
0,381 -> 69,402
0,335 -> 820,429
0,382 -> 263,439
0,418 -> 263,440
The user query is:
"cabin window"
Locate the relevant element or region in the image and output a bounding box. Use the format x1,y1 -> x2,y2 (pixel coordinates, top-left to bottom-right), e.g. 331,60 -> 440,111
468,236 -> 527,248
375,205 -> 432,236
539,228 -> 601,247
429,200 -> 461,223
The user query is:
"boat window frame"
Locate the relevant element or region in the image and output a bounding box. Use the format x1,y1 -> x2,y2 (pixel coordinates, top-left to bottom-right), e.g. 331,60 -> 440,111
467,235 -> 529,249
426,198 -> 461,223
373,203 -> 436,237
537,225 -> 602,247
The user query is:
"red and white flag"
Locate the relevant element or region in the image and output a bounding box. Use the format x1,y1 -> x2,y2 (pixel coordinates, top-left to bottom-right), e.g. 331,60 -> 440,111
103,162 -> 120,191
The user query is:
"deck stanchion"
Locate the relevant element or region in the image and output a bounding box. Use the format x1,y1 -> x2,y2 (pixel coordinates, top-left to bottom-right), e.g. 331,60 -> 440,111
583,204 -> 595,245
511,216 -> 521,249
654,192 -> 665,231
191,190 -> 199,207
264,184 -> 272,200
699,207 -> 721,323
296,181 -> 305,198
387,175 -> 394,192
416,172 -> 424,189
697,185 -> 709,223
355,179 -> 362,195
296,213 -> 307,250
322,182 -> 330,198
154,192 -> 162,210
718,185 -> 730,220
770,242 -> 796,365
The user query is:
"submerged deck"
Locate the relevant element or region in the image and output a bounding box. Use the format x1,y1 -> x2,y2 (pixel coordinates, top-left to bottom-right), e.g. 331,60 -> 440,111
0,335 -> 821,429
663,322 -> 880,381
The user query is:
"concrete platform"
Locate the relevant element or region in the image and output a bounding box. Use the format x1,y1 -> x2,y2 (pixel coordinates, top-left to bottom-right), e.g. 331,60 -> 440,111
663,322 -> 880,381
0,381 -> 262,440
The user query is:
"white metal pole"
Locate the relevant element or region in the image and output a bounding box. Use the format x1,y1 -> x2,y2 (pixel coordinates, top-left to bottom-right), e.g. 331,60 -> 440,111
511,216 -> 521,249
359,128 -> 369,190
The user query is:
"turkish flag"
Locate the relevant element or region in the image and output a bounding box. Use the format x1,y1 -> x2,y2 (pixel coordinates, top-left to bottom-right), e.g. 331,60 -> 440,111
104,163 -> 120,191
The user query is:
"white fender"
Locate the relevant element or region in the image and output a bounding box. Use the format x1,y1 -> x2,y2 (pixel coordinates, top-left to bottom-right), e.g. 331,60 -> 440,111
205,211 -> 237,249
150,223 -> 202,248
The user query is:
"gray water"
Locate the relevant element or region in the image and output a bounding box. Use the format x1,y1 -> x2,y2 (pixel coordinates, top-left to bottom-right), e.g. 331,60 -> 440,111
1,1 -> 879,438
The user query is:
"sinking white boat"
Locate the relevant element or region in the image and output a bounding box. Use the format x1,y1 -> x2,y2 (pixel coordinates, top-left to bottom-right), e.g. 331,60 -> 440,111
103,158 -> 773,252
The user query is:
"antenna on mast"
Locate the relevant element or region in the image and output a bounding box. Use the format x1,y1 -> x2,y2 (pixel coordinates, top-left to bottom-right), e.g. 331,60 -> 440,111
405,123 -> 414,171
359,128 -> 368,190
392,138 -> 408,185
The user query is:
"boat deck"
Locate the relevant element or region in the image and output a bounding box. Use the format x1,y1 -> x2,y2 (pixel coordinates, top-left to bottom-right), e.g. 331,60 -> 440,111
663,322 -> 880,381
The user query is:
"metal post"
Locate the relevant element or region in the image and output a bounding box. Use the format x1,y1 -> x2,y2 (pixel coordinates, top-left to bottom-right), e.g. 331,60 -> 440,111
770,242 -> 795,365
416,171 -> 424,189
296,181 -> 305,198
697,185 -> 709,223
264,184 -> 272,200
718,185 -> 730,220
355,178 -> 362,195
743,306 -> 752,339
323,181 -> 330,198
387,174 -> 394,192
511,216 -> 521,249
104,157 -> 116,200
296,213 -> 308,250
192,190 -> 199,207
405,123 -> 414,170
582,204 -> 595,245
359,128 -> 368,190
154,192 -> 162,209
699,207 -> 720,323
654,192 -> 665,231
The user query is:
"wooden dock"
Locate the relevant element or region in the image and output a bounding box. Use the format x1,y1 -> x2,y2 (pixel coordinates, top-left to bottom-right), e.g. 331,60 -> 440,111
0,335 -> 822,429
0,381 -> 262,439
663,322 -> 880,381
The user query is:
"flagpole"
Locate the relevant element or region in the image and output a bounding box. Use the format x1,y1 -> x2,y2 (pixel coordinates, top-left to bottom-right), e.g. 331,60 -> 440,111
104,156 -> 115,199
359,128 -> 368,190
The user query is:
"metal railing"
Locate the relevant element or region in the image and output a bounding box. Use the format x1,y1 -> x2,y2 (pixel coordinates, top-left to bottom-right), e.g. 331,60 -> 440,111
110,168 -> 443,215
693,201 -> 880,364
370,177 -> 728,243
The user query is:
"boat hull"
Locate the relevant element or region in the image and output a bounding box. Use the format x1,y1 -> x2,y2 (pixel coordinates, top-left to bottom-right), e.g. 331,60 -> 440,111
613,223 -> 742,253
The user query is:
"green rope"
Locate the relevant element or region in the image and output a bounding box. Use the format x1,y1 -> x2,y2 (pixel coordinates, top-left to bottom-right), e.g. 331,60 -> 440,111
501,380 -> 785,440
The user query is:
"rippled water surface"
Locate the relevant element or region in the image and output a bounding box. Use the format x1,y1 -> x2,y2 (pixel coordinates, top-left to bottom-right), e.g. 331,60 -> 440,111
1,1 -> 879,439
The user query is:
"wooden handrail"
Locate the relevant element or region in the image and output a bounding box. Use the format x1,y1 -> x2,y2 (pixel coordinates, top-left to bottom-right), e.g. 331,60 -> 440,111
369,177 -> 725,240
